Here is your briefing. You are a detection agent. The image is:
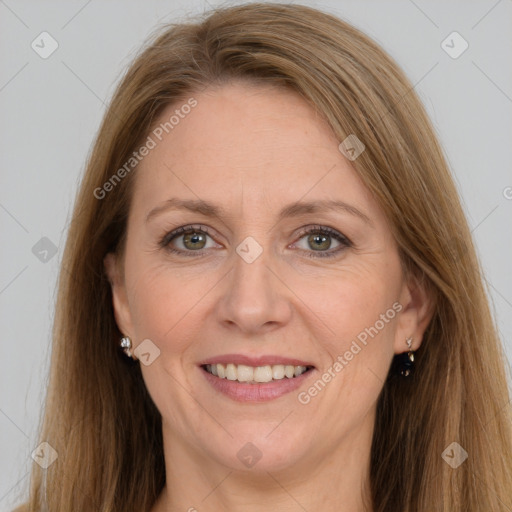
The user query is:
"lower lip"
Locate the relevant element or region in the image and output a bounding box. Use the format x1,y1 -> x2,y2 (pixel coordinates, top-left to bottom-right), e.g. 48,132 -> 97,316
200,366 -> 315,402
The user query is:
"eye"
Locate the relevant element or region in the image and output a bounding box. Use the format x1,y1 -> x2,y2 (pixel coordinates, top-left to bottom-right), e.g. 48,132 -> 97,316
292,225 -> 351,258
160,225 -> 220,255
159,224 -> 352,258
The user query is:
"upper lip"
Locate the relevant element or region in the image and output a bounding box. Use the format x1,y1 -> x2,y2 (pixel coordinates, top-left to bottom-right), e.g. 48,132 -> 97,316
199,354 -> 315,368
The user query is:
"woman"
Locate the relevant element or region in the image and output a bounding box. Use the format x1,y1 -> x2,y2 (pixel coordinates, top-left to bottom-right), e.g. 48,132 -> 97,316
16,3 -> 512,511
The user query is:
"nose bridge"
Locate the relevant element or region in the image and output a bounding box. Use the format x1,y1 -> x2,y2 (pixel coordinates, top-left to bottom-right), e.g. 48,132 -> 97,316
231,241 -> 275,308
216,237 -> 291,332
232,243 -> 270,296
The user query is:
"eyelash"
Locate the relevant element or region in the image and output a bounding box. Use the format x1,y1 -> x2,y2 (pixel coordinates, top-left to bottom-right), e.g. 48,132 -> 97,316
159,224 -> 352,259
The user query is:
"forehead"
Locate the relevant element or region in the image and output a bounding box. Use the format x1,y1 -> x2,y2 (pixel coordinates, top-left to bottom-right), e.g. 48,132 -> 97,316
130,82 -> 380,223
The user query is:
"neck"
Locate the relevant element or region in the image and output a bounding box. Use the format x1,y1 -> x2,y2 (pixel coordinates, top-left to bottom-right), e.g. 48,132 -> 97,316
152,417 -> 374,512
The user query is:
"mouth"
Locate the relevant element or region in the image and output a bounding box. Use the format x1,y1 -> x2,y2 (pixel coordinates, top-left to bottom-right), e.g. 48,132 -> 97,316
198,356 -> 316,402
201,363 -> 314,384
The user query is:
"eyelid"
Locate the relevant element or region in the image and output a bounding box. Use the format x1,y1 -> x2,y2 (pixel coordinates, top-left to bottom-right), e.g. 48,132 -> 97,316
292,224 -> 352,245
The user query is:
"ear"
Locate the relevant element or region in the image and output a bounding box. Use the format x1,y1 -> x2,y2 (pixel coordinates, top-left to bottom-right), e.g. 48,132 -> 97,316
104,252 -> 135,340
394,270 -> 435,354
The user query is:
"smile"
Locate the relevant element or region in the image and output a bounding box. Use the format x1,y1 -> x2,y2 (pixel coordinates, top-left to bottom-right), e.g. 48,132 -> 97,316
199,358 -> 316,402
203,363 -> 312,383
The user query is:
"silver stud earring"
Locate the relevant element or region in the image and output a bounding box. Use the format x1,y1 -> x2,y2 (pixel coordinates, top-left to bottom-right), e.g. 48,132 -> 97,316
120,336 -> 133,358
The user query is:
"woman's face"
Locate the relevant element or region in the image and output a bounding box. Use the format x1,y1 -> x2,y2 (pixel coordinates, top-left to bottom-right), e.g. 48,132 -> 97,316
106,82 -> 430,474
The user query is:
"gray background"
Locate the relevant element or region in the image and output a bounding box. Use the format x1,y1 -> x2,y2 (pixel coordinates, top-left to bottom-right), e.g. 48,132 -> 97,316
1,0 -> 511,509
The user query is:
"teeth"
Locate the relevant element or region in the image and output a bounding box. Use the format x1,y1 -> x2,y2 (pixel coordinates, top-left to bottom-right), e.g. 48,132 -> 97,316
226,363 -> 237,381
254,365 -> 273,383
294,366 -> 304,377
272,365 -> 285,380
205,363 -> 309,383
237,364 -> 254,382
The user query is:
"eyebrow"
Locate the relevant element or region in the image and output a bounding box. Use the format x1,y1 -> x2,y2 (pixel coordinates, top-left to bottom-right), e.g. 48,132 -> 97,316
145,198 -> 372,226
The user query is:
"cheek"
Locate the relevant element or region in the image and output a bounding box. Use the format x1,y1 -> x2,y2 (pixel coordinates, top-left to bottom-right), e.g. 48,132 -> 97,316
125,255 -> 221,362
125,259 -> 186,345
298,272 -> 400,422
292,259 -> 400,334
295,260 -> 402,379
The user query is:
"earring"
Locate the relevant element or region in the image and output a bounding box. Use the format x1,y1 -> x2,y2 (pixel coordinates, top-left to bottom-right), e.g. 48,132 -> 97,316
120,336 -> 134,358
394,337 -> 415,377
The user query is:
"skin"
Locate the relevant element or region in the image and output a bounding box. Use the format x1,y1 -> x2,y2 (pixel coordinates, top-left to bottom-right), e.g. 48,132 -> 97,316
105,82 -> 433,512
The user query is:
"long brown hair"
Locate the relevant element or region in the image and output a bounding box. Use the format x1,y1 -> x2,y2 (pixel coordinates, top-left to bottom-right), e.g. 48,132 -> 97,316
16,3 -> 512,511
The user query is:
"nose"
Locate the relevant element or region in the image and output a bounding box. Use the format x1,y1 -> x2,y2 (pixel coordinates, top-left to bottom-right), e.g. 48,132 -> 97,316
215,246 -> 293,335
